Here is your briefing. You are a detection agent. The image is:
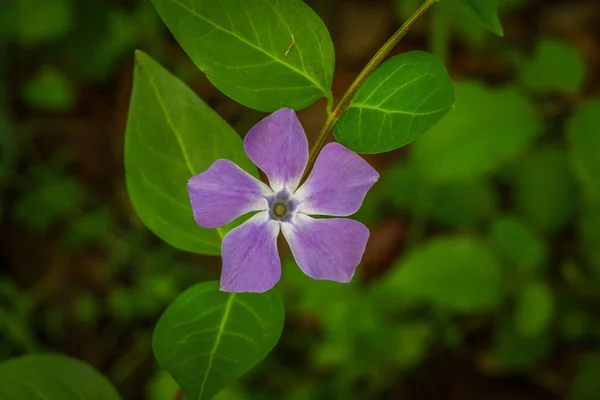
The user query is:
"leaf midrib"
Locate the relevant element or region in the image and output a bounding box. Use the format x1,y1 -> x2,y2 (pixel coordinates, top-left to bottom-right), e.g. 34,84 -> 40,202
137,57 -> 226,240
347,103 -> 451,117
167,0 -> 327,94
198,293 -> 236,399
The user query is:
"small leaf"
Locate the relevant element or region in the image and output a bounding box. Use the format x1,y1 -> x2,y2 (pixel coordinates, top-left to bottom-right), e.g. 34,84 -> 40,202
23,66 -> 75,111
519,38 -> 586,94
150,0 -> 334,111
7,0 -> 74,45
379,236 -> 502,313
491,318 -> 550,372
489,216 -> 546,272
514,280 -> 554,337
125,51 -> 258,255
513,144 -> 577,232
152,281 -> 284,400
453,0 -> 504,36
580,207 -> 600,277
413,81 -> 540,182
334,51 -> 454,153
0,354 -> 122,400
567,99 -> 600,204
571,355 -> 600,400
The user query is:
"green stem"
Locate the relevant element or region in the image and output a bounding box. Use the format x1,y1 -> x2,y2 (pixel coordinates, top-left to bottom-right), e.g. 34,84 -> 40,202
302,0 -> 437,181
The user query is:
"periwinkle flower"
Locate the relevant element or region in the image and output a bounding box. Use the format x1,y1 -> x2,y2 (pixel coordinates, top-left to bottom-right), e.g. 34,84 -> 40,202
187,108 -> 379,293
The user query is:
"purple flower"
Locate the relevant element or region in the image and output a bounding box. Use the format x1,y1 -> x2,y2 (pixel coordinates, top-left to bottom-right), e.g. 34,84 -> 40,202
187,108 -> 379,293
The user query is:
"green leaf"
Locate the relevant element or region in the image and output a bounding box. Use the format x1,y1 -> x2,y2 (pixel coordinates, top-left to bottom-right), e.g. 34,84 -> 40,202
513,144 -> 577,232
489,216 -> 546,272
491,318 -> 550,372
125,51 -> 258,255
7,0 -> 74,45
150,0 -> 334,111
567,99 -> 600,204
514,280 -> 554,337
379,236 -> 502,313
453,0 -> 504,36
519,38 -> 586,94
22,66 -> 75,111
413,81 -> 540,182
571,355 -> 600,400
152,281 -> 284,400
0,354 -> 122,400
379,161 -> 497,228
334,51 -> 454,154
580,207 -> 600,277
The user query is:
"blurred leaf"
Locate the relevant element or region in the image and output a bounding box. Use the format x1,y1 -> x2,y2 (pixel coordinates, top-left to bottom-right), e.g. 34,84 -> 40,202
153,281 -> 284,400
514,280 -> 554,337
334,51 -> 454,153
150,0 -> 334,111
453,0 -> 504,36
513,144 -> 577,232
579,207 -> 600,276
8,0 -> 74,45
125,51 -> 257,254
0,354 -> 122,399
73,292 -> 100,327
147,369 -> 179,400
491,318 -> 550,372
64,207 -> 112,248
567,99 -> 600,203
519,38 -> 585,94
390,322 -> 432,368
22,66 -> 74,111
13,172 -> 85,230
558,306 -> 589,343
379,236 -> 502,312
489,216 -> 546,272
413,81 -> 540,182
380,162 -> 496,228
571,355 -> 600,400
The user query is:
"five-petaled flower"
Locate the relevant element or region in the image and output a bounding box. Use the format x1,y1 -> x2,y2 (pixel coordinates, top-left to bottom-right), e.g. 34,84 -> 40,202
187,108 -> 379,293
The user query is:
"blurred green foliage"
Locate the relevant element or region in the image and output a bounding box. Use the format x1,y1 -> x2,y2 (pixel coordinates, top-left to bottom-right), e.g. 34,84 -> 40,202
1,0 -> 600,399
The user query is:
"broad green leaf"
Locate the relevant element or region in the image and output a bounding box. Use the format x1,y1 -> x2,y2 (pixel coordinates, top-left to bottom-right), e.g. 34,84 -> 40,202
489,216 -> 546,272
0,354 -> 122,400
514,280 -> 554,337
334,51 -> 454,153
519,38 -> 585,94
413,82 -> 540,182
150,0 -> 334,111
571,355 -> 600,400
568,100 -> 600,203
491,318 -> 550,372
125,51 -> 257,255
379,236 -> 502,312
23,66 -> 75,111
453,0 -> 503,36
153,281 -> 284,400
513,144 -> 577,232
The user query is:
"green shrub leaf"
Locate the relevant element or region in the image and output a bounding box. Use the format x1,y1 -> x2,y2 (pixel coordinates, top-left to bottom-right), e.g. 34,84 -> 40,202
334,51 -> 454,154
0,354 -> 122,400
150,0 -> 334,111
153,281 -> 284,400
125,51 -> 258,254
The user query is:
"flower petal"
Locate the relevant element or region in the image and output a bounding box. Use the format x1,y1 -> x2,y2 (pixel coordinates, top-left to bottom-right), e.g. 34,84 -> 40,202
220,211 -> 281,293
187,159 -> 271,228
244,108 -> 308,192
295,143 -> 379,216
281,214 -> 369,282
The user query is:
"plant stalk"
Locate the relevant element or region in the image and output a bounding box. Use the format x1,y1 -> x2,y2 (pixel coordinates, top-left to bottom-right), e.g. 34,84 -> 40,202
302,0 -> 437,181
